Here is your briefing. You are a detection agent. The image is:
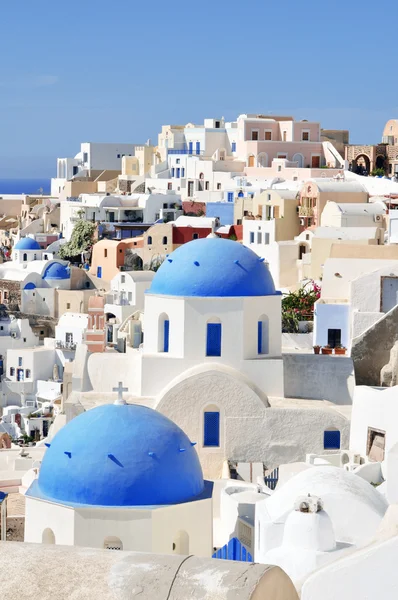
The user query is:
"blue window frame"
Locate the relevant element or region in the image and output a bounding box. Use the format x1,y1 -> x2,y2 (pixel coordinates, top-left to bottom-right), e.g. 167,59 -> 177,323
196,142 -> 201,155
324,430 -> 340,449
97,266 -> 102,278
163,320 -> 169,353
176,168 -> 180,178
206,323 -> 221,356
171,167 -> 175,177
188,142 -> 193,154
227,192 -> 234,203
204,412 -> 220,446
232,142 -> 236,152
250,232 -> 254,244
181,167 -> 185,177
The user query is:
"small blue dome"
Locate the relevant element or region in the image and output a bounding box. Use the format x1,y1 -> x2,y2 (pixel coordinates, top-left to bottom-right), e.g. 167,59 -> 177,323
43,262 -> 70,280
14,237 -> 41,250
37,404 -> 204,507
24,282 -> 36,290
149,237 -> 276,297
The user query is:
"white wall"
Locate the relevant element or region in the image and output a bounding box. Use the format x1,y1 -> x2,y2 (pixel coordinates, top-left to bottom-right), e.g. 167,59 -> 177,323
313,302 -> 350,348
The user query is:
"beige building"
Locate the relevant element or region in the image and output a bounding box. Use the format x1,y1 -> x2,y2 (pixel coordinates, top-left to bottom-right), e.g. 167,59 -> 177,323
298,179 -> 369,229
321,129 -> 349,157
252,189 -> 300,240
90,238 -> 143,282
54,289 -> 97,318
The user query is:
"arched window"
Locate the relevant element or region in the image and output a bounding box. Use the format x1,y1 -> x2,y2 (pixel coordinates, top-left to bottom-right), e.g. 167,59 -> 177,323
103,536 -> 123,550
257,315 -> 269,355
23,253 -> 27,262
172,530 -> 189,554
158,313 -> 170,353
324,429 -> 341,450
147,236 -> 152,245
203,406 -> 220,447
44,254 -> 48,260
42,528 -> 55,544
162,236 -> 168,245
206,318 -> 221,357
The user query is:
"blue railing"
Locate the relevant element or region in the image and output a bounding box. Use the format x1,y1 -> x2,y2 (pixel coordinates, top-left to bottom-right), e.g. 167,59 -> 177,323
167,148 -> 203,155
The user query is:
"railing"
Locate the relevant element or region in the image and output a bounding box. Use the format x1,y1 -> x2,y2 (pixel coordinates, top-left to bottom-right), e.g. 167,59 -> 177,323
167,148 -> 204,155
298,206 -> 314,217
264,467 -> 279,490
55,341 -> 77,351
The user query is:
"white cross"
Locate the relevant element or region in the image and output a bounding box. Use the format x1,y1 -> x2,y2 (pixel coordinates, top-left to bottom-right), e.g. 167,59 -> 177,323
113,382 -> 128,405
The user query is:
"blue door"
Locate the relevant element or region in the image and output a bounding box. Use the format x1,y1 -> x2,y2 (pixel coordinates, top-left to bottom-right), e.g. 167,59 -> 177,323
97,266 -> 102,278
206,323 -> 221,356
227,192 -> 234,203
176,168 -> 180,178
188,142 -> 193,155
196,142 -> 201,155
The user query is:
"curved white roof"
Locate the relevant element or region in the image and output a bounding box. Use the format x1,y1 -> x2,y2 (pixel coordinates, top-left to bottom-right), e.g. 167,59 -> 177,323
330,203 -> 386,215
265,466 -> 387,544
309,179 -> 367,193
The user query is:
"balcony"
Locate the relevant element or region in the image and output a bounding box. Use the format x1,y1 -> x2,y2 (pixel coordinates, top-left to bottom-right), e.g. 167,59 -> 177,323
167,148 -> 204,156
55,340 -> 77,351
298,206 -> 314,217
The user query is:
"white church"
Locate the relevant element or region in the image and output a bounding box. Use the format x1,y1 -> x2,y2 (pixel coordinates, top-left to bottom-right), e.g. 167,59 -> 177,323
66,237 -> 350,479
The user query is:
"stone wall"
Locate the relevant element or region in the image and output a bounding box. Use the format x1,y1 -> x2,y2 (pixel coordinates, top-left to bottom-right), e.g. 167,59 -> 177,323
0,280 -> 21,307
283,353 -> 355,404
351,305 -> 398,386
182,200 -> 206,216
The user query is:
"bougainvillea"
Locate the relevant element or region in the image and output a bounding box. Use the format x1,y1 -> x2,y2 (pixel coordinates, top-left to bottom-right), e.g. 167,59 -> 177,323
282,280 -> 321,332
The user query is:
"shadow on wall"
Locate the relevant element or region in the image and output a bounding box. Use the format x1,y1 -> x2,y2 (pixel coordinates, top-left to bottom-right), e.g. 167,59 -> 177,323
283,354 -> 355,404
351,304 -> 398,386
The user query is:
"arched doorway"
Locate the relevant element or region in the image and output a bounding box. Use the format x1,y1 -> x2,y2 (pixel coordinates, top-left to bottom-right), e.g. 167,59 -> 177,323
42,528 -> 55,544
376,155 -> 386,172
105,312 -> 117,344
248,155 -> 255,167
353,154 -> 370,175
292,153 -> 304,168
172,530 -> 189,554
257,153 -> 268,168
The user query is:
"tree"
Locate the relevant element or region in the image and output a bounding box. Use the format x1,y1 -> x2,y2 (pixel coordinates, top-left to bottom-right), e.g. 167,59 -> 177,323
59,221 -> 96,260
371,168 -> 385,177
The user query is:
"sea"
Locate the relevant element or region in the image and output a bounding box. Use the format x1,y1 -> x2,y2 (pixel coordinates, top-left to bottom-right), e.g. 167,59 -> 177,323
0,179 -> 51,195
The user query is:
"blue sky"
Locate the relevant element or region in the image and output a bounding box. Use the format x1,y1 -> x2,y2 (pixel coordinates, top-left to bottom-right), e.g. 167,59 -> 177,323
0,0 -> 395,177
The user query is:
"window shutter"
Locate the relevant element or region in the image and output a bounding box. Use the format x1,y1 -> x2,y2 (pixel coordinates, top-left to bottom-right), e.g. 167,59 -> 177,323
206,323 -> 221,356
324,430 -> 340,449
163,320 -> 169,353
204,412 -> 220,446
258,321 -> 263,354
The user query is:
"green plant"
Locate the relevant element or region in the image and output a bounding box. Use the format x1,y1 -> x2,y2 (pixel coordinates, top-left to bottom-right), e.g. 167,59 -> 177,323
371,168 -> 385,177
59,220 -> 96,260
281,280 -> 321,332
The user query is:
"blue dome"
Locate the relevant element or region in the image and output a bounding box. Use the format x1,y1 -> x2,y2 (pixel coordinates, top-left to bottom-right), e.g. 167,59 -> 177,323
37,404 -> 204,507
43,262 -> 70,280
24,282 -> 36,290
14,237 -> 41,250
149,237 -> 276,297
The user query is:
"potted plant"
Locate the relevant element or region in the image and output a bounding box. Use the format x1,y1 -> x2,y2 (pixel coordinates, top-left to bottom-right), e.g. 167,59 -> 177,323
313,345 -> 321,355
334,345 -> 347,355
321,345 -> 333,355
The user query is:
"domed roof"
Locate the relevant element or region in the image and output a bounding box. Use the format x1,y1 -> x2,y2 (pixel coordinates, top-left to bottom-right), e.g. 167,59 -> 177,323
37,404 -> 204,507
14,237 -> 41,250
149,238 -> 276,297
43,262 -> 70,280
